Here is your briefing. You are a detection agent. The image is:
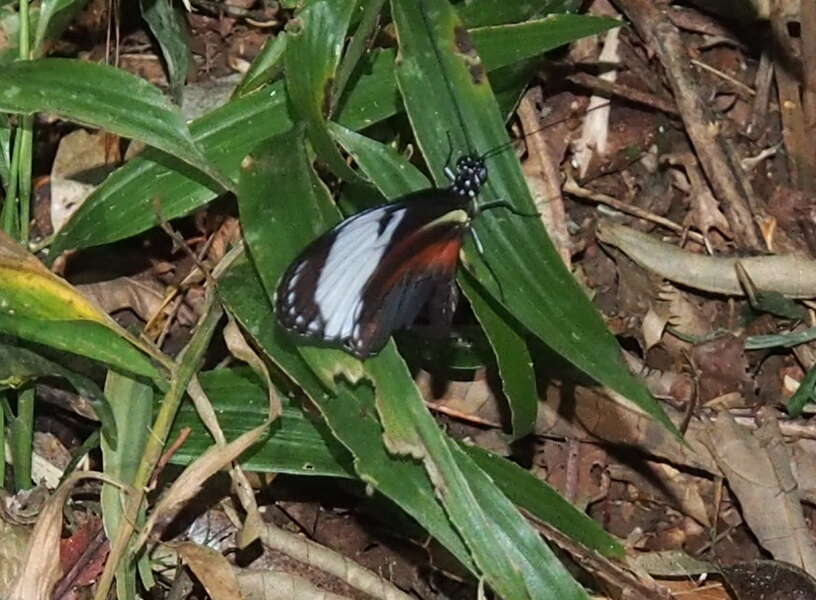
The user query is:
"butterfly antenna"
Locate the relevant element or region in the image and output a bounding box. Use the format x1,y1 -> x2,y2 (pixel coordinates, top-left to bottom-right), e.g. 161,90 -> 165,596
481,100 -> 614,161
443,130 -> 455,182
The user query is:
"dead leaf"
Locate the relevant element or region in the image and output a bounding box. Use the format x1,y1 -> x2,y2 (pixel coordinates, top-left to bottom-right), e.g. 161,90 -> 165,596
9,472 -> 116,600
597,220 -> 816,298
174,542 -> 243,600
657,284 -> 710,338
77,275 -> 170,324
139,422 -> 268,547
702,409 -> 816,574
691,335 -> 751,401
0,518 -> 31,598
49,129 -> 120,233
237,569 -> 350,600
223,317 -> 281,420
642,304 -> 668,350
608,461 -> 711,526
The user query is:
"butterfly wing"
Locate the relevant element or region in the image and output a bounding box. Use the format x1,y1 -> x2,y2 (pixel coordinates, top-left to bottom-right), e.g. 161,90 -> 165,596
276,193 -> 470,358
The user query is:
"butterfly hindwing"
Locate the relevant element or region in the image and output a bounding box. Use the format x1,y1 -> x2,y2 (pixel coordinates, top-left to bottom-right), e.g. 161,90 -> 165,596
352,218 -> 465,356
275,192 -> 470,357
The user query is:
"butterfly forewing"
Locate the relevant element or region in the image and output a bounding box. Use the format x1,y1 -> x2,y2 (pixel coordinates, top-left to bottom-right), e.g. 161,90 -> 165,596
275,191 -> 471,357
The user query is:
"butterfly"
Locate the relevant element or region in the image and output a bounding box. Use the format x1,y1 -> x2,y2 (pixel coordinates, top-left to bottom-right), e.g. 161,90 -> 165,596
275,152 -> 528,358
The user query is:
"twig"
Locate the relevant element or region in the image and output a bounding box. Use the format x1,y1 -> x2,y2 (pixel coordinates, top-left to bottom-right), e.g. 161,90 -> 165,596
563,175 -> 706,243
524,510 -> 675,600
425,402 -> 501,428
690,58 -> 755,98
566,71 -> 679,115
149,427 -> 192,489
253,513 -> 416,600
802,0 -> 816,128
746,50 -> 774,140
612,0 -> 763,249
770,0 -> 816,192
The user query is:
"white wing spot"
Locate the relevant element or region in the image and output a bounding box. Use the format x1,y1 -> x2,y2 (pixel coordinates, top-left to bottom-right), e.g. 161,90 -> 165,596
315,208 -> 405,341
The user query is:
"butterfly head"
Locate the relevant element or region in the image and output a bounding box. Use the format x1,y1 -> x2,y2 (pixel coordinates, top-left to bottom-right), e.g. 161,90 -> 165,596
450,155 -> 488,199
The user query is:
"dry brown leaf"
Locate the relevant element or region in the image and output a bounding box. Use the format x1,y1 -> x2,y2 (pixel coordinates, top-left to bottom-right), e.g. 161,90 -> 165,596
0,518 -> 31,597
597,221 -> 816,298
138,422 -> 268,548
641,304 -> 668,350
223,317 -> 281,420
253,518 -> 414,600
414,369 -> 502,427
237,569 -> 351,600
609,461 -> 710,526
788,438 -> 816,506
49,129 -> 119,233
77,276 -> 168,323
702,409 -> 816,574
173,542 -> 243,600
537,384 -> 717,474
49,177 -> 95,232
657,284 -> 710,338
8,472 -> 116,600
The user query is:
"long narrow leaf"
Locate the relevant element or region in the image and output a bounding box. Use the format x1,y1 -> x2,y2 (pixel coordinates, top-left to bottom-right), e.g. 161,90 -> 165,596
285,0 -> 359,181
51,10 -> 613,253
0,58 -> 232,191
391,0 -> 676,435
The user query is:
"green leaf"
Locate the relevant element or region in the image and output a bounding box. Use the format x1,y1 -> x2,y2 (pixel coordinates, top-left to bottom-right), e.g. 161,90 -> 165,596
101,370 -> 153,600
219,251 -> 476,570
745,327 -> 816,350
465,445 -> 623,559
461,271 -> 537,438
0,316 -> 159,379
285,0 -> 360,181
140,0 -> 190,105
239,125 -> 589,598
175,362 -> 623,564
232,32 -> 288,98
0,231 -> 160,378
367,349 -> 588,599
788,364 -> 816,417
0,58 -> 232,191
32,0 -> 89,58
50,7 -> 611,253
457,0 -> 580,27
169,367 -> 356,477
330,123 -> 537,438
0,339 -> 102,399
391,0 -> 677,436
50,82 -> 294,255
470,15 -> 621,68
0,112 -> 9,187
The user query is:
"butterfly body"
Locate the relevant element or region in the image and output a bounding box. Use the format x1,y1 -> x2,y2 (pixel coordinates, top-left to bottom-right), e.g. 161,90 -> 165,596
275,155 -> 488,358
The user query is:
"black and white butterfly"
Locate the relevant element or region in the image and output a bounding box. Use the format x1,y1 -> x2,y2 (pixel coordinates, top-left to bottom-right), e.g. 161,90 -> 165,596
275,153 -> 522,358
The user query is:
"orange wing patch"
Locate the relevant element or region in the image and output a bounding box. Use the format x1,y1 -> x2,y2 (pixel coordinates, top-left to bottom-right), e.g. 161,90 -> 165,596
381,234 -> 462,291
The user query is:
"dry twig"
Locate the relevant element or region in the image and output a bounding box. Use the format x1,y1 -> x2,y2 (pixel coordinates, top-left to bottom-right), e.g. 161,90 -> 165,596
612,0 -> 763,249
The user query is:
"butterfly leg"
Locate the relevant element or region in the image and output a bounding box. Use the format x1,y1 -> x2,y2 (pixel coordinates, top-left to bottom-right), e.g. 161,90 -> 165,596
467,227 -> 507,302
